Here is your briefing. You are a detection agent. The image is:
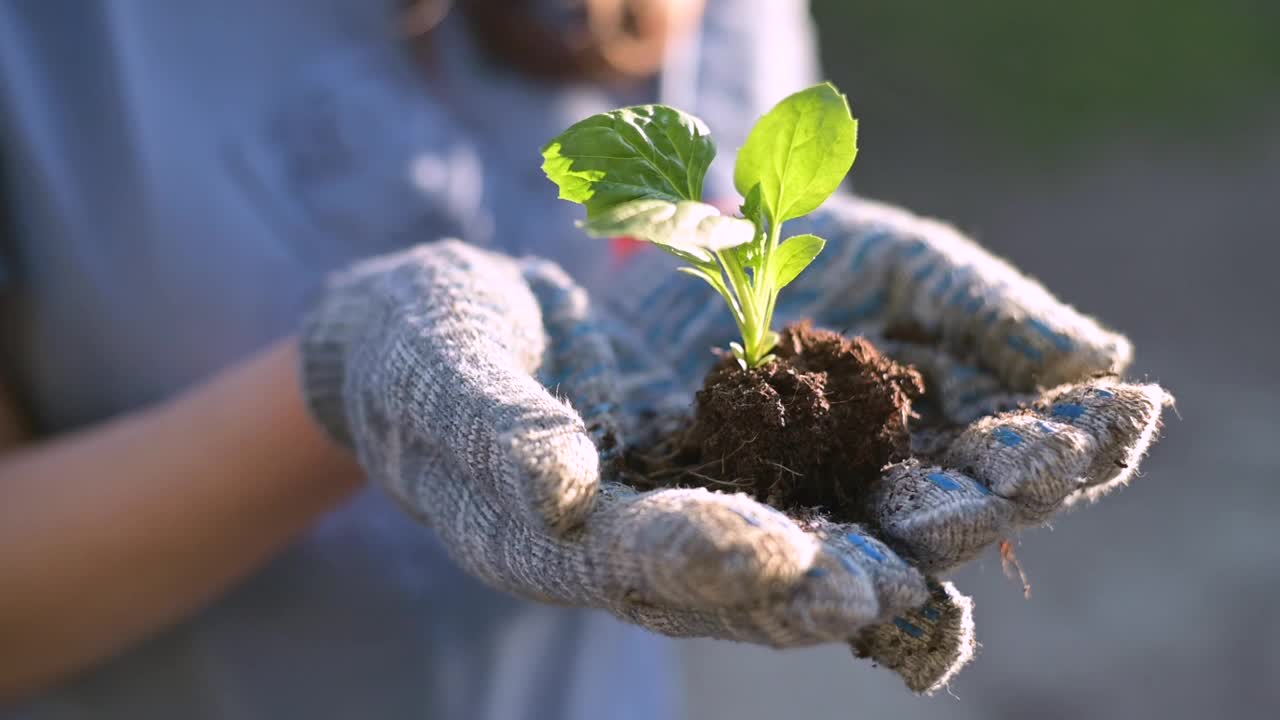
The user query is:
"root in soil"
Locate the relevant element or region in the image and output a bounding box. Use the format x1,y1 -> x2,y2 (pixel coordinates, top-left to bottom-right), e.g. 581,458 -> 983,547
631,321 -> 924,523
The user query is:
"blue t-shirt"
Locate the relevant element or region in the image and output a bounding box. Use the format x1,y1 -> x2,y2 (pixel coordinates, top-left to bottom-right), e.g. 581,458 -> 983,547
0,1 -> 817,717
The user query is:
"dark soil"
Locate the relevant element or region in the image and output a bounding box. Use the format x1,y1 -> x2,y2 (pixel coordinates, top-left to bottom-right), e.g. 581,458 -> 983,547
631,322 -> 924,523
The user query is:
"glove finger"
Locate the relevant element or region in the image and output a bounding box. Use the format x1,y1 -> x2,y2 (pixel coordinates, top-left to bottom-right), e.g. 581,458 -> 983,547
524,257 -> 626,458
872,381 -> 1168,573
1039,379 -> 1171,503
384,432 -> 584,604
942,379 -> 1170,523
869,460 -> 1017,574
865,198 -> 1133,390
399,438 -> 898,644
616,575 -> 974,695
613,541 -> 886,647
590,483 -> 826,611
803,520 -> 930,616
380,241 -> 600,533
852,580 -> 977,695
391,439 -> 785,613
402,446 -> 858,617
940,411 -> 1097,526
787,196 -> 1133,391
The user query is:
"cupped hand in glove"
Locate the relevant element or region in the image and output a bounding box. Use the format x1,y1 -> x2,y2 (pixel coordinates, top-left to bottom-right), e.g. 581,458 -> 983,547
605,194 -> 1171,690
300,240 -> 933,689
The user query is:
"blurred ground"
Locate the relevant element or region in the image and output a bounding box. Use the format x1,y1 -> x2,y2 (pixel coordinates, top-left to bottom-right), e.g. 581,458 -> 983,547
681,3 -> 1280,718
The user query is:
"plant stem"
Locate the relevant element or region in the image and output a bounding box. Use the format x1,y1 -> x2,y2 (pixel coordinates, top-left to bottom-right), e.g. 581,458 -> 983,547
715,250 -> 760,359
743,218 -> 785,366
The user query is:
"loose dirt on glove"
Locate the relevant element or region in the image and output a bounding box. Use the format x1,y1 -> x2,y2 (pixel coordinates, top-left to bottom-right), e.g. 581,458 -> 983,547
629,322 -> 925,524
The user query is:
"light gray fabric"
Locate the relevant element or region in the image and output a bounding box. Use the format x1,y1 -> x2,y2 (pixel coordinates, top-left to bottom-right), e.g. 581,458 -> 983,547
597,193 -> 1171,693
301,240 -> 936,654
852,581 -> 976,694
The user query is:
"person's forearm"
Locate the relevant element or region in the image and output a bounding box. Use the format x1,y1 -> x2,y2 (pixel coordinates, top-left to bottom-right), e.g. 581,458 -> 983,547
0,338 -> 364,702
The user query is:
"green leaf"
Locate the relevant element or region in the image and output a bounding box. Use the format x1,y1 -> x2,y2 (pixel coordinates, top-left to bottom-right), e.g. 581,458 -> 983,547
541,105 -> 716,218
740,183 -> 766,227
728,242 -> 760,272
733,83 -> 858,224
657,244 -> 715,267
724,184 -> 767,274
581,198 -> 754,262
770,234 -> 827,289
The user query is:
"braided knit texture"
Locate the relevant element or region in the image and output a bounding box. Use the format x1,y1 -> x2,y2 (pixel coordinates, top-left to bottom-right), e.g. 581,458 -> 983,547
301,188 -> 1169,694
300,240 -> 934,677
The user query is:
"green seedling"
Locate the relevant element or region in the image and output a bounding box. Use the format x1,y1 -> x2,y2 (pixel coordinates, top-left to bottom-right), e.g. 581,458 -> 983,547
541,82 -> 858,368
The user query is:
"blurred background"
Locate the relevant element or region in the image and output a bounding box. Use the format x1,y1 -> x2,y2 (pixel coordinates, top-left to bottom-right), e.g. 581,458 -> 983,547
682,2 -> 1280,718
4,2 -> 1274,718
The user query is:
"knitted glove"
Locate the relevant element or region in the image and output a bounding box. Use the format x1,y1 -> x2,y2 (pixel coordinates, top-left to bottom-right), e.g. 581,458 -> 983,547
299,240 -> 935,674
604,194 -> 1170,692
